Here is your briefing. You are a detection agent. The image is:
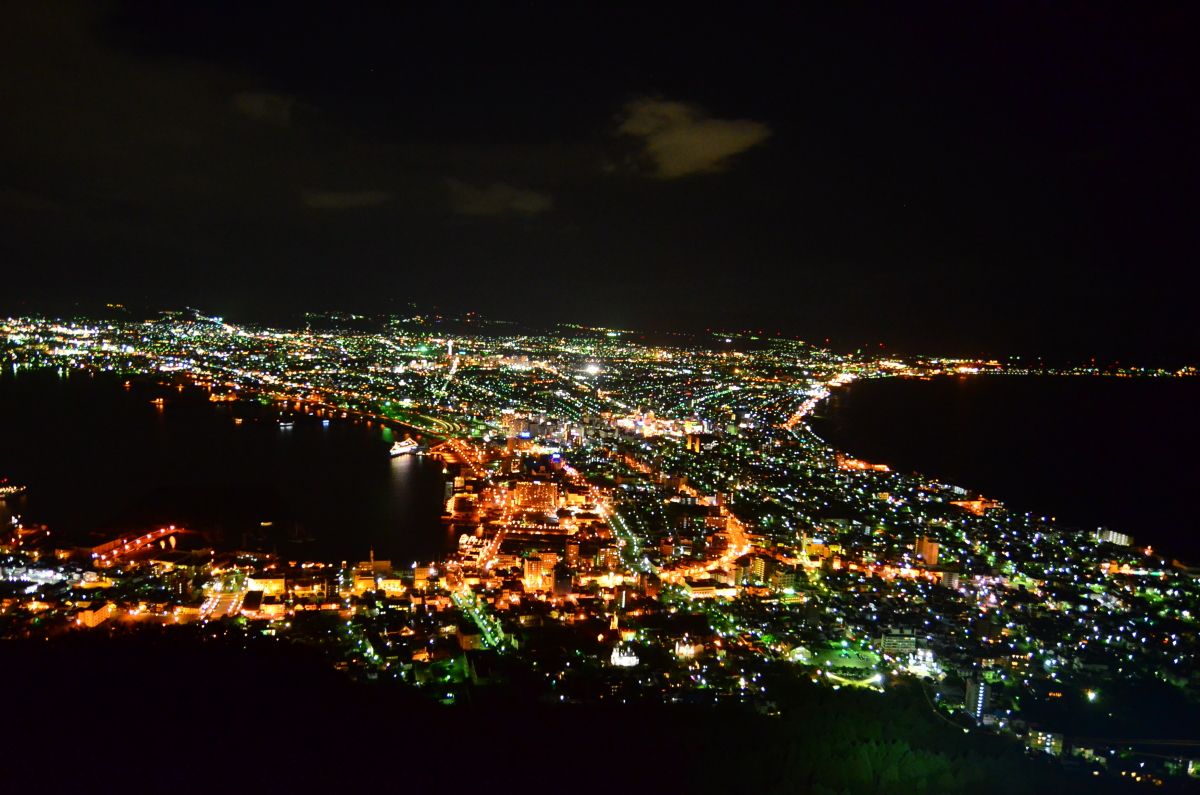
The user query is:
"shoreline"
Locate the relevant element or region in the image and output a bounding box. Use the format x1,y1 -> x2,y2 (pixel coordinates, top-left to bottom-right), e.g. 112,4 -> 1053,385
806,372 -> 1200,562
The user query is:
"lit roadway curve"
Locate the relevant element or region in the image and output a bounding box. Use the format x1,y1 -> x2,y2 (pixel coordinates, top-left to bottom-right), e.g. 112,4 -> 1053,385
599,454 -> 751,583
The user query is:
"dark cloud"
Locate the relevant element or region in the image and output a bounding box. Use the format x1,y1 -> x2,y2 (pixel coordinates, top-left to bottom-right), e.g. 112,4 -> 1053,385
0,187 -> 62,213
231,92 -> 294,127
301,190 -> 392,209
446,179 -> 553,216
618,99 -> 771,178
0,2 -> 1195,359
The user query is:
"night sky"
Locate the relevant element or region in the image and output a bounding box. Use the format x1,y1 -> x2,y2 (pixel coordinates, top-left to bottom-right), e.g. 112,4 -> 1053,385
2,2 -> 1197,360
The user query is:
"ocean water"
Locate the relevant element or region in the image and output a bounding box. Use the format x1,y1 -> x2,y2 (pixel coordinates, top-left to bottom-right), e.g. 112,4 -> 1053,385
811,375 -> 1200,561
0,368 -> 450,563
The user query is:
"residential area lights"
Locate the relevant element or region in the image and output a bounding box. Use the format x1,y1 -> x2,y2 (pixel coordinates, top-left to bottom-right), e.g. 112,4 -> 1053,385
1,311 -> 1197,783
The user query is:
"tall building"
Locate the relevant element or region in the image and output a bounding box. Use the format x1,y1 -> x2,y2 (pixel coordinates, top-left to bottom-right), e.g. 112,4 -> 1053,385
1093,528 -> 1133,547
965,677 -> 991,720
523,556 -> 543,589
915,535 -> 940,566
750,555 -> 770,583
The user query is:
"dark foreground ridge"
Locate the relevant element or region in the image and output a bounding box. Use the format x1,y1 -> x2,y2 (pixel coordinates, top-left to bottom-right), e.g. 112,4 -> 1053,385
4,636 -> 1173,794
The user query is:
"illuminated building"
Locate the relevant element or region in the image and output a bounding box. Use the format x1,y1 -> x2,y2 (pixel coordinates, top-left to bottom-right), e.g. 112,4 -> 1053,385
682,577 -> 736,600
353,572 -> 377,594
880,627 -> 918,657
768,565 -> 797,591
513,481 -> 559,512
950,498 -> 1002,516
610,643 -> 639,667
915,535 -> 939,566
523,556 -> 543,590
287,571 -> 332,599
965,677 -> 991,720
414,565 -> 436,590
596,545 -> 620,571
1093,528 -> 1133,547
750,555 -> 769,582
379,576 -> 406,596
248,574 -> 286,596
1026,730 -> 1064,756
836,453 -> 890,472
75,601 -> 115,628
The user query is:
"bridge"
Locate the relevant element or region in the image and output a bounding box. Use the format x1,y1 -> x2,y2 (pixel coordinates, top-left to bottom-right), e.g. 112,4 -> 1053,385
92,526 -> 193,567
427,439 -> 487,477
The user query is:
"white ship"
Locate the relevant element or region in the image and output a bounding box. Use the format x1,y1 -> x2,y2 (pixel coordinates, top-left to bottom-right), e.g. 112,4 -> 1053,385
389,438 -> 421,457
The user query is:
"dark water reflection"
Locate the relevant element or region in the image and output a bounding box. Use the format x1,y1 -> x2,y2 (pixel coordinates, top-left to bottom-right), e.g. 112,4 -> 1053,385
811,375 -> 1200,560
0,368 -> 449,563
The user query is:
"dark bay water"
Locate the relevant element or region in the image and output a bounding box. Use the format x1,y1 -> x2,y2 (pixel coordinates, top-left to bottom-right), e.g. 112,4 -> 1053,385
812,375 -> 1200,560
0,368 -> 450,563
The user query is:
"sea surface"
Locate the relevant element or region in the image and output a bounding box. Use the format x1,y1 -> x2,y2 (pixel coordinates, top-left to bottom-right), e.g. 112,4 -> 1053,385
811,375 -> 1200,561
0,368 -> 450,563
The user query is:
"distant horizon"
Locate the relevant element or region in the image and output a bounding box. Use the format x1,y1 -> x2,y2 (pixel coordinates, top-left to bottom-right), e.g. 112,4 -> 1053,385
3,300 -> 1197,368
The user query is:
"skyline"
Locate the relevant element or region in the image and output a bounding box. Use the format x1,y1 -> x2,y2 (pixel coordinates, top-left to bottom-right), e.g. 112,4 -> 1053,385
2,3 -> 1198,362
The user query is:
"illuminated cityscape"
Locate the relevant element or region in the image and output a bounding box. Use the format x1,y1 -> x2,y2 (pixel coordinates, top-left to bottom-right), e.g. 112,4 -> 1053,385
1,312 -> 1198,789
3,3 -> 1198,791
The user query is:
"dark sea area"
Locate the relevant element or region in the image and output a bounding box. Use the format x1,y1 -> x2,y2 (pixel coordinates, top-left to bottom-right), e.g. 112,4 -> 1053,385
812,375 -> 1200,561
0,368 -> 450,563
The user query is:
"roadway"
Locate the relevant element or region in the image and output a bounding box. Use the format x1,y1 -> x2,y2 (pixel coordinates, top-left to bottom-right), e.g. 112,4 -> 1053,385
201,589 -> 246,620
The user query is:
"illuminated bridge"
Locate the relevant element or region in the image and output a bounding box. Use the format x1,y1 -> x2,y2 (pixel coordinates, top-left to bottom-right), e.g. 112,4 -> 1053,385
91,526 -> 192,567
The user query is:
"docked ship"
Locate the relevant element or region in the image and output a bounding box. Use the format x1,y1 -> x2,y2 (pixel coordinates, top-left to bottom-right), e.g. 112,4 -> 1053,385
0,478 -> 27,500
389,438 -> 421,457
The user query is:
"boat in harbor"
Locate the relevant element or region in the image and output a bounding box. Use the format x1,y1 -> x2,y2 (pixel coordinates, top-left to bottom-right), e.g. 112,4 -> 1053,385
389,438 -> 421,457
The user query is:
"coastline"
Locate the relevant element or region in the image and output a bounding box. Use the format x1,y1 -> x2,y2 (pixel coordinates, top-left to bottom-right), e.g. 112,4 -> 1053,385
807,373 -> 1200,561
